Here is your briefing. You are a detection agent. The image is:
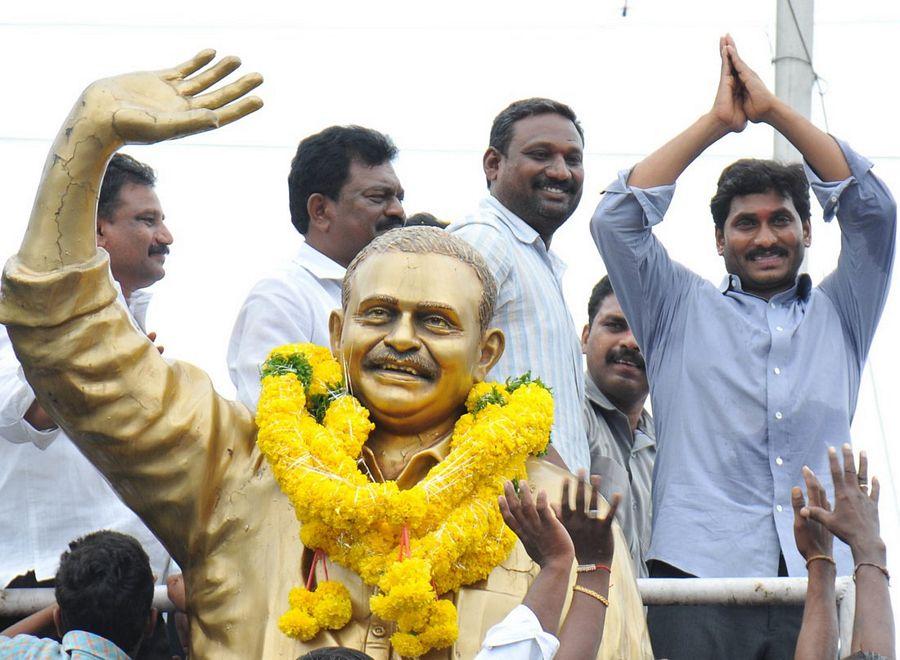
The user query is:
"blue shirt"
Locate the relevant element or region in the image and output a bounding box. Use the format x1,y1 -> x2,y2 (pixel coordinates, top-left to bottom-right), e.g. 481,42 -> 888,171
591,140 -> 896,578
0,631 -> 130,659
450,197 -> 590,472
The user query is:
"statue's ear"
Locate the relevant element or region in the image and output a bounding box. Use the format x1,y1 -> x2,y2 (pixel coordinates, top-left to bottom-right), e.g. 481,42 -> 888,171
329,309 -> 344,357
475,327 -> 505,381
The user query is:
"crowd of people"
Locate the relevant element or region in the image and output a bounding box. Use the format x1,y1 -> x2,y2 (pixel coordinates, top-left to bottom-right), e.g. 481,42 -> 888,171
0,33 -> 895,660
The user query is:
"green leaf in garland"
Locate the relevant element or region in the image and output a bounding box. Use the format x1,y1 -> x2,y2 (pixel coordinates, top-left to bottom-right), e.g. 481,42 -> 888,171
472,386 -> 507,414
260,353 -> 313,390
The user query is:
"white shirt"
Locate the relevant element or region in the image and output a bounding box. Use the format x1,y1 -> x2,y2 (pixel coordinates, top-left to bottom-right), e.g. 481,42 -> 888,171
475,604 -> 559,660
228,241 -> 345,410
450,197 -> 590,472
0,287 -> 172,587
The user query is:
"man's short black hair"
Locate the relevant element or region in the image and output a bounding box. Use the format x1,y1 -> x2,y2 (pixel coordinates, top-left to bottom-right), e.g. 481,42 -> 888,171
97,153 -> 156,220
587,275 -> 615,327
489,97 -> 584,157
404,212 -> 447,229
55,530 -> 154,654
288,126 -> 398,235
710,159 -> 811,230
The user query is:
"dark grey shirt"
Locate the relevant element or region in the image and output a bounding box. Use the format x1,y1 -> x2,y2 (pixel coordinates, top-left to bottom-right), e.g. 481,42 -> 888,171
584,377 -> 655,578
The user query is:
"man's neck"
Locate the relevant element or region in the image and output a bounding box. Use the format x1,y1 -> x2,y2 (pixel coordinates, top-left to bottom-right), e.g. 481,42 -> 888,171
606,392 -> 646,433
304,233 -> 348,268
364,416 -> 457,482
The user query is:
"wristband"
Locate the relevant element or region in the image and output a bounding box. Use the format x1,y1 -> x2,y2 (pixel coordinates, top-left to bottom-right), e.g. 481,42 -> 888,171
573,584 -> 610,607
576,563 -> 612,574
854,562 -> 890,584
805,555 -> 835,570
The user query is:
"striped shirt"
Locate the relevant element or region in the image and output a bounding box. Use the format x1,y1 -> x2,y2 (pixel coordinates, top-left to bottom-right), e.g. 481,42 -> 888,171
450,196 -> 589,472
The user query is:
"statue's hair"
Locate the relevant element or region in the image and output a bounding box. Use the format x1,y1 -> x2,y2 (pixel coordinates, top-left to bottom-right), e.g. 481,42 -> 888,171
342,226 -> 497,332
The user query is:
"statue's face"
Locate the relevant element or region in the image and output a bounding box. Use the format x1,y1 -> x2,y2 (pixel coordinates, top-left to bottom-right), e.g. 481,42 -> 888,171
332,251 -> 503,434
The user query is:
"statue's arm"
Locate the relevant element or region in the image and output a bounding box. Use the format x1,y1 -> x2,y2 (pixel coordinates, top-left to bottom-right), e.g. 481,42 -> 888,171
18,49 -> 261,272
0,51 -> 263,563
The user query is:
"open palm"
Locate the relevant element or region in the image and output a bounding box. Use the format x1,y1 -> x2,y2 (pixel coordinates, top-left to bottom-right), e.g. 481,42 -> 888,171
81,49 -> 263,146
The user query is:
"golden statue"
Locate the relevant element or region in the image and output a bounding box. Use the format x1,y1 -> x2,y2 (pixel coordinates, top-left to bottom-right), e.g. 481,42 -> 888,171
0,51 -> 652,659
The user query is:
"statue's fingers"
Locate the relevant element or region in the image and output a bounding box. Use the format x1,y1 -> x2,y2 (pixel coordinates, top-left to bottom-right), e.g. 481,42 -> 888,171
164,49 -> 217,80
192,73 -> 263,110
177,56 -> 242,96
214,96 -> 264,128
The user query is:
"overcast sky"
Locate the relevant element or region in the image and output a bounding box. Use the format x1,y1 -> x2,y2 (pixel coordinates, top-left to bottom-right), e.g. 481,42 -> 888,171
2,0 -> 898,620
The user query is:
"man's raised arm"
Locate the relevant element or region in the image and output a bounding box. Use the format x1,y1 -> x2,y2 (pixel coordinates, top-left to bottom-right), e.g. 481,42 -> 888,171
627,35 -> 746,188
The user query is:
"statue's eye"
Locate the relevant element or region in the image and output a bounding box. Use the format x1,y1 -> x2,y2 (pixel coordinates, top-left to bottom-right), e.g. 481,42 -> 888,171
424,315 -> 451,330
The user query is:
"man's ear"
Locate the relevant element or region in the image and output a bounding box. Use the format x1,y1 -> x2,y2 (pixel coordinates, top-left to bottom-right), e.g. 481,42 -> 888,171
52,604 -> 63,637
96,218 -> 109,249
483,147 -> 502,185
802,218 -> 812,247
307,193 -> 332,233
474,328 -> 505,381
715,226 -> 725,256
581,323 -> 590,354
329,309 -> 344,357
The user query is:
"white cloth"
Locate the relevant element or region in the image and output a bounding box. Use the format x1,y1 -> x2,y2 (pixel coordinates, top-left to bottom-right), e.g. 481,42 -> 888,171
0,287 -> 172,587
228,241 -> 345,411
475,604 -> 560,660
450,197 -> 590,472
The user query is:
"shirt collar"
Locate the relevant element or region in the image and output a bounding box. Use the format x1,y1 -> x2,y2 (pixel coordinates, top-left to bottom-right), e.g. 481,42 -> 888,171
480,196 -> 543,247
360,433 -> 453,490
479,196 -> 568,277
719,272 -> 813,302
584,375 -> 654,440
294,241 -> 346,281
61,630 -> 131,659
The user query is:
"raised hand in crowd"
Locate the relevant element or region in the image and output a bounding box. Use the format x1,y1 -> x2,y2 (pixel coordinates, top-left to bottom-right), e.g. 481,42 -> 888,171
498,479 -> 574,638
555,472 -> 620,660
792,464 -> 838,660
800,446 -> 894,660
496,472 -> 620,660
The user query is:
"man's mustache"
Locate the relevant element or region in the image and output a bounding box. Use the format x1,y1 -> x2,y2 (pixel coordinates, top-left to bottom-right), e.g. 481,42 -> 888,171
746,246 -> 788,261
363,346 -> 438,379
532,175 -> 577,194
149,245 -> 170,256
606,346 -> 645,371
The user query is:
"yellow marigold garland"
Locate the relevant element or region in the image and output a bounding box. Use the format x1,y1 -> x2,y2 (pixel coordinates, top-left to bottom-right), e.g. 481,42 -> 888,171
255,343 -> 552,656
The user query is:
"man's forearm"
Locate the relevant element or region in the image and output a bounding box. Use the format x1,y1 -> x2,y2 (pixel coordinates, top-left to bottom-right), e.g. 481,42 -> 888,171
627,113 -> 730,188
556,570 -> 610,660
793,561 -> 837,660
765,100 -> 850,182
522,560 -> 570,636
850,542 -> 894,658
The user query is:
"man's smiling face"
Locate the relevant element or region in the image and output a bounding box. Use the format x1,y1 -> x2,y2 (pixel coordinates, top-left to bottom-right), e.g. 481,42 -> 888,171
716,190 -> 811,299
333,251 -> 494,434
484,113 -> 584,242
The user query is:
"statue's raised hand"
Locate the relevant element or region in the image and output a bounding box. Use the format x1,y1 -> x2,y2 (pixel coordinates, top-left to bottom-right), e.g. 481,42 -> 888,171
79,49 -> 263,146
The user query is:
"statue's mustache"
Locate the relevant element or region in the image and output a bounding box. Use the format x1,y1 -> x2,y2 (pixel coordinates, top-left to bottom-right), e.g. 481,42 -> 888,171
363,347 -> 438,380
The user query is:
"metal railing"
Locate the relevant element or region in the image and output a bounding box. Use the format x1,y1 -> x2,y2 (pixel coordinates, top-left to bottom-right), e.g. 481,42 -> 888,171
0,577 -> 857,652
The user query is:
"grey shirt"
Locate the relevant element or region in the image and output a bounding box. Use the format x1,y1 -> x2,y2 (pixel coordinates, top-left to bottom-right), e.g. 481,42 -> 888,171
584,376 -> 655,578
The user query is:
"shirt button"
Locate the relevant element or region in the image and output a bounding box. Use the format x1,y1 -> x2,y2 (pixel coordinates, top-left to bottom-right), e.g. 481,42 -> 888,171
776,326 -> 784,332
372,625 -> 386,638
776,457 -> 784,466
831,195 -> 838,204
773,367 -> 781,375
776,504 -> 783,512
775,411 -> 783,420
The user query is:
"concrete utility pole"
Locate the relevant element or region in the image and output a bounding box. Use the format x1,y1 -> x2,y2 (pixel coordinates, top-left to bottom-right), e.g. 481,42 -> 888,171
773,0 -> 815,163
